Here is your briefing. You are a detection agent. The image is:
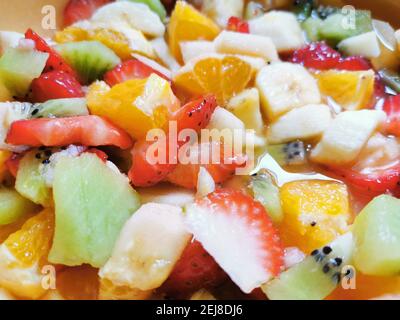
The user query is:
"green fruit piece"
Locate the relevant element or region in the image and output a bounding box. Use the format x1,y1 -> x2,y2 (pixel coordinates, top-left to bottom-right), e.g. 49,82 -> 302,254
15,150 -> 52,207
0,48 -> 48,97
302,17 -> 323,42
263,233 -> 354,300
56,41 -> 120,84
33,98 -> 89,118
49,153 -> 141,268
319,11 -> 373,45
0,188 -> 37,225
119,0 -> 166,21
249,170 -> 283,223
268,141 -> 306,167
353,195 -> 400,276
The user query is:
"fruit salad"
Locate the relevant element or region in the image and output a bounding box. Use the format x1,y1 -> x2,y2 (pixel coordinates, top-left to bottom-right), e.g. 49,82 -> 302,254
0,0 -> 400,301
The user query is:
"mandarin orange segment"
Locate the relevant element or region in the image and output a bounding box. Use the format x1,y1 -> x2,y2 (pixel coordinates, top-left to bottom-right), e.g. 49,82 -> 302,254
279,180 -> 351,254
0,212 -> 36,244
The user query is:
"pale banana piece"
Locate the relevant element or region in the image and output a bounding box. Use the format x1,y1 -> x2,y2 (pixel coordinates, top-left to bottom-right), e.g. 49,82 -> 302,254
180,41 -> 216,64
196,167 -> 216,199
190,289 -> 217,300
202,0 -> 244,27
249,11 -> 305,52
0,31 -> 23,55
268,104 -> 332,144
99,203 -> 191,291
338,32 -> 381,59
91,2 -> 165,38
311,110 -> 387,166
151,37 -> 181,73
137,184 -> 195,207
207,106 -> 246,132
256,62 -> 321,120
214,31 -> 279,62
131,53 -> 172,79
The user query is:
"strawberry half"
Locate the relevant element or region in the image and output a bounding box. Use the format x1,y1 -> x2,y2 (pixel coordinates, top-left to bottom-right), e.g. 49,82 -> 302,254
227,16 -> 249,34
185,188 -> 284,293
63,0 -> 114,26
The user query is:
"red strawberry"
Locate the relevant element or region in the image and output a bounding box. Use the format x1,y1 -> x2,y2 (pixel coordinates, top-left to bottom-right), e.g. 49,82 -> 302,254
24,29 -> 78,79
289,42 -> 341,70
383,94 -> 400,136
63,0 -> 114,26
227,16 -> 249,34
104,59 -> 170,86
185,188 -> 284,293
162,240 -> 228,297
337,56 -> 372,71
30,70 -> 84,102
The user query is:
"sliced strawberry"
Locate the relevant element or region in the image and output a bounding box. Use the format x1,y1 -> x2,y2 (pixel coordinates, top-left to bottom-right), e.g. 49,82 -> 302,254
383,94 -> 400,136
185,188 -> 284,293
24,29 -> 78,78
162,240 -> 228,297
30,71 -> 84,102
227,16 -> 249,34
337,56 -> 372,71
63,0 -> 114,26
104,59 -> 170,87
289,42 -> 341,70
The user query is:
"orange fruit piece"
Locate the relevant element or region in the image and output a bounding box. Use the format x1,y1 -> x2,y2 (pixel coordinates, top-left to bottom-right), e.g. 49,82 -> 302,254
57,265 -> 99,300
174,54 -> 253,105
0,150 -> 11,181
168,1 -> 220,63
98,278 -> 152,300
279,180 -> 351,254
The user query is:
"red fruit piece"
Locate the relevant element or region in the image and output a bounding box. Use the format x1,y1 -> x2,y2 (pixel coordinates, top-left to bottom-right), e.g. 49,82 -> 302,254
162,240 -> 228,297
383,94 -> 400,136
337,56 -> 372,71
25,29 -> 78,78
104,59 -> 170,87
289,42 -> 341,70
63,0 -> 114,26
186,188 -> 284,293
30,71 -> 84,102
227,16 -> 250,34
86,148 -> 108,162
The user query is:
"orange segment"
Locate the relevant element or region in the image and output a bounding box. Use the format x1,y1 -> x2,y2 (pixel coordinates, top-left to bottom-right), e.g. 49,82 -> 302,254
99,278 -> 152,300
168,1 -> 220,63
279,180 -> 351,254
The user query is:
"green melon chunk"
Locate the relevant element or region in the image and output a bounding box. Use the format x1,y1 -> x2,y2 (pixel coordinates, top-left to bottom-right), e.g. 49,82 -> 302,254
0,188 -> 37,225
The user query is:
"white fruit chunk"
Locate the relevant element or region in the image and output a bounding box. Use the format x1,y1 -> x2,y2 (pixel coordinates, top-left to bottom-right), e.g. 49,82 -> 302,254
249,11 -> 305,52
256,62 -> 321,120
268,104 -> 332,144
202,0 -> 244,27
311,110 -> 386,166
214,31 -> 279,62
99,203 -> 191,291
180,41 -> 215,64
0,31 -> 23,55
138,184 -> 195,207
132,53 -> 172,79
338,31 -> 381,59
91,2 -> 165,37
151,37 -> 181,73
196,167 -> 216,198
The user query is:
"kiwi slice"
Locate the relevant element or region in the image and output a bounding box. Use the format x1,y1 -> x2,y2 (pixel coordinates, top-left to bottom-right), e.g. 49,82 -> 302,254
268,141 -> 306,167
119,0 -> 167,21
56,41 -> 121,84
263,233 -> 354,300
0,187 -> 37,225
33,98 -> 89,118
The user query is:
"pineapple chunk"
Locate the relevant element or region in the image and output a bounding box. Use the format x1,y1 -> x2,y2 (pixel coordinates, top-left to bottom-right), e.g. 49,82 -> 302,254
311,110 -> 386,166
268,104 -> 332,144
180,41 -> 215,64
99,203 -> 191,291
202,0 -> 244,27
249,11 -> 305,52
214,31 -> 279,62
338,31 -> 381,59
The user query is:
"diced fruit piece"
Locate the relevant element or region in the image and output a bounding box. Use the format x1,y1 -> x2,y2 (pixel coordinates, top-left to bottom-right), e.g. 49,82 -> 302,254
92,1 -> 165,37
244,1 -> 264,20
56,41 -> 121,84
353,195 -> 400,276
138,184 -> 195,207
315,70 -> 375,111
162,240 -> 227,297
249,170 -> 283,223
98,278 -> 151,300
15,150 -> 52,207
180,41 -> 216,64
289,42 -> 341,70
318,11 -> 373,45
202,0 -> 243,28
0,47 -> 48,97
226,16 -> 249,34
33,98 -> 88,118
206,106 -> 245,133
0,211 -> 35,244
100,203 -> 191,290
256,62 -> 321,120
168,1 -> 220,63
379,69 -> 400,94
174,54 -> 255,105
383,94 -> 400,136
249,11 -> 305,52
268,141 -> 307,167
214,31 -> 279,62
6,116 -> 133,149
196,167 -> 216,198
337,56 -> 372,71
88,75 -> 178,140
120,0 -> 167,21
338,31 -> 381,59
0,80 -> 12,102
151,37 -> 181,72
263,233 -> 354,300
31,71 -> 84,103
302,17 -> 323,42
0,31 -> 23,55
279,180 -> 351,253
311,110 -> 386,166
185,189 -> 284,293
268,104 -> 332,144
0,188 -> 37,225
0,209 -> 54,299
63,0 -> 113,26
49,153 -> 140,267
0,150 -> 11,181
190,289 -> 216,300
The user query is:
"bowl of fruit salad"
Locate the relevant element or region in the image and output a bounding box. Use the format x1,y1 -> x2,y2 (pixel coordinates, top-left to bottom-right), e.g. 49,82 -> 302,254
0,0 -> 399,301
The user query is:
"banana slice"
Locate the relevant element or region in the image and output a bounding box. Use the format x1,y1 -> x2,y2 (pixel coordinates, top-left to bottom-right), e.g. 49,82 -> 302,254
91,2 -> 165,38
256,62 -> 321,120
151,37 -> 181,73
214,31 -> 279,62
338,32 -> 381,59
202,0 -> 244,27
180,41 -> 216,64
